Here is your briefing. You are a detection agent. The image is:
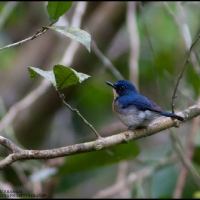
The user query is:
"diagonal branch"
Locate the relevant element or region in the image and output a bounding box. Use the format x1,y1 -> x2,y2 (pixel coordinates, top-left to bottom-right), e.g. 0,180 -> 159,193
0,103 -> 200,170
55,86 -> 101,139
0,23 -> 53,51
0,135 -> 22,153
171,33 -> 200,113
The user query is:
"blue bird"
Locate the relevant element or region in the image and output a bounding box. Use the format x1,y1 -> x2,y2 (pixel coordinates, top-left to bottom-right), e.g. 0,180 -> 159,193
106,80 -> 184,130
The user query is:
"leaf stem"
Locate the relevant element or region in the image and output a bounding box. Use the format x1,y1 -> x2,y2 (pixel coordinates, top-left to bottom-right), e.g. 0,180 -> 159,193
55,87 -> 102,139
0,22 -> 54,51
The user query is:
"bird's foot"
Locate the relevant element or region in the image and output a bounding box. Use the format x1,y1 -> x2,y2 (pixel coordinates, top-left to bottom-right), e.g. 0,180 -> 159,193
172,118 -> 181,128
127,126 -> 135,132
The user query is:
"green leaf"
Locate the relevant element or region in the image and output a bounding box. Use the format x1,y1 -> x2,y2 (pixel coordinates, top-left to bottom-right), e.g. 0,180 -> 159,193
28,66 -> 56,86
44,26 -> 91,52
58,141 -> 140,175
53,65 -> 90,89
46,2 -> 72,22
28,65 -> 90,89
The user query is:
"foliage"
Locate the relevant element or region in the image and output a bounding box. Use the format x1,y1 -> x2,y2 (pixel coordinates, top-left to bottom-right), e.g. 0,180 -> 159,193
44,26 -> 91,52
46,2 -> 72,23
28,65 -> 90,89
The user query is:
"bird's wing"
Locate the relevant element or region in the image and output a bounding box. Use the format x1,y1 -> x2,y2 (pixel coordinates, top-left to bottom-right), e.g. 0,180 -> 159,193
121,94 -> 162,112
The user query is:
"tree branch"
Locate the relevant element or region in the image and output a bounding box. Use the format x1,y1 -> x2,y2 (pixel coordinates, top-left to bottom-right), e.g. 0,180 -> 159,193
0,24 -> 53,51
0,103 -> 199,169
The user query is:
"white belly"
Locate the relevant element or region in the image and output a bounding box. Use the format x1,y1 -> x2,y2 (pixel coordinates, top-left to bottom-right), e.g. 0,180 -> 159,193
114,103 -> 159,129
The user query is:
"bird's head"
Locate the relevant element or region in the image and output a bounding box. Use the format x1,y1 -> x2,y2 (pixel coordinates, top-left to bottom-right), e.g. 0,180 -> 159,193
105,80 -> 138,98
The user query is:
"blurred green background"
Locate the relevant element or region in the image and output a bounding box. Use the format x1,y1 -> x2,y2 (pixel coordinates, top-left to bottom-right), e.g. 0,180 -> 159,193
0,1 -> 200,198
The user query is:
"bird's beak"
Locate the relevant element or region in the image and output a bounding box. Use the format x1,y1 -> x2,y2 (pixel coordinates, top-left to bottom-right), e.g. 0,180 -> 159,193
105,81 -> 116,89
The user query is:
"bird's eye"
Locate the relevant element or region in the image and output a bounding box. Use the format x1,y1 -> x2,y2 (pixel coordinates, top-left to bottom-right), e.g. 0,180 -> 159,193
119,85 -> 125,91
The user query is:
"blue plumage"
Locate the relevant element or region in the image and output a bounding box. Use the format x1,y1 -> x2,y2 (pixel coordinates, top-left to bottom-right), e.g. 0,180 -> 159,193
106,80 -> 184,129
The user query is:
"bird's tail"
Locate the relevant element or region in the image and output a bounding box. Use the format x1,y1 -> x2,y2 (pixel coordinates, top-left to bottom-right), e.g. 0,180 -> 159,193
160,111 -> 184,121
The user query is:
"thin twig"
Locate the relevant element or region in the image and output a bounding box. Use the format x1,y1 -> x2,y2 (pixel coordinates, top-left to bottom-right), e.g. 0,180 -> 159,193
164,70 -> 196,105
55,87 -> 101,139
162,2 -> 200,113
171,33 -> 200,113
0,22 -> 53,51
